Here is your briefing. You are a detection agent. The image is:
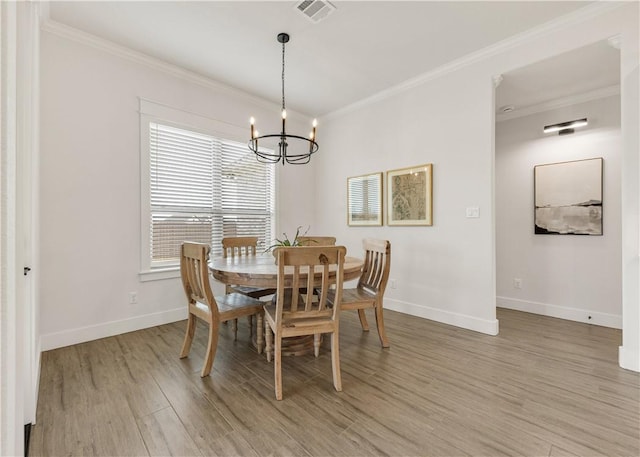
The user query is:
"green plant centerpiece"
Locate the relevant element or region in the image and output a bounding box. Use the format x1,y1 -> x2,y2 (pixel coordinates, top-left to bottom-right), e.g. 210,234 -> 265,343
266,225 -> 311,252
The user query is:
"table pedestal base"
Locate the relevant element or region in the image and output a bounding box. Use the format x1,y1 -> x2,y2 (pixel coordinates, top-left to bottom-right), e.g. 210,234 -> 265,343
252,317 -> 320,357
279,335 -> 319,357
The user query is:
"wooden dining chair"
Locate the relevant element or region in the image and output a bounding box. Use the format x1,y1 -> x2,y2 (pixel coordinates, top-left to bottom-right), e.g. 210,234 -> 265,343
221,236 -> 276,299
222,236 -> 276,339
297,236 -> 336,246
179,242 -> 265,377
264,245 -> 346,400
328,238 -> 391,348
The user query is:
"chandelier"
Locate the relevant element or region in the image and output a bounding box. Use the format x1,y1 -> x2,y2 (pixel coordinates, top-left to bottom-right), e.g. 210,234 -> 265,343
249,33 -> 318,165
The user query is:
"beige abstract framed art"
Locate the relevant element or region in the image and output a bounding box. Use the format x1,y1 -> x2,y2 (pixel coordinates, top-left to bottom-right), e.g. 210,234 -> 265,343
534,157 -> 602,235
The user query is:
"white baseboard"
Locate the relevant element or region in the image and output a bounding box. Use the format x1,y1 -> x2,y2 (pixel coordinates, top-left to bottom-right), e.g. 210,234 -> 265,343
619,346 -> 640,372
385,299 -> 499,336
41,307 -> 187,351
497,296 -> 622,329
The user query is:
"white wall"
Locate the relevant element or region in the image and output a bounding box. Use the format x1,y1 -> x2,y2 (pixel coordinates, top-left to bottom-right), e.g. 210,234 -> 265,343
318,67 -> 499,335
38,28 -> 316,349
315,2 -> 638,369
496,95 -> 622,328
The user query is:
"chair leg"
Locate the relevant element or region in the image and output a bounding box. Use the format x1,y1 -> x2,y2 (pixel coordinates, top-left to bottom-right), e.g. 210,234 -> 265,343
274,334 -> 283,401
357,309 -> 370,331
179,313 -> 196,358
232,318 -> 238,341
330,330 -> 342,392
313,334 -> 321,357
223,287 -> 231,327
374,301 -> 390,348
201,321 -> 219,377
256,312 -> 264,354
265,319 -> 273,362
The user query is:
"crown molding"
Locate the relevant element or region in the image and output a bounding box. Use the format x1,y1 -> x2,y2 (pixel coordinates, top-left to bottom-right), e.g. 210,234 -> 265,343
38,0 -> 49,23
40,19 -> 312,120
323,2 -> 626,122
607,34 -> 622,50
496,84 -> 621,123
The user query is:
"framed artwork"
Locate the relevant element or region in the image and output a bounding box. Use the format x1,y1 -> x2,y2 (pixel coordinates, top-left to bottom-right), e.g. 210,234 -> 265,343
347,172 -> 383,226
534,157 -> 603,235
387,164 -> 433,226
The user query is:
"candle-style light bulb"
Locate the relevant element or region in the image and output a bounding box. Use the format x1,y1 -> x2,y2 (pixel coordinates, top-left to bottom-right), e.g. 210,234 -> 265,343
250,117 -> 255,139
311,119 -> 317,149
281,109 -> 286,134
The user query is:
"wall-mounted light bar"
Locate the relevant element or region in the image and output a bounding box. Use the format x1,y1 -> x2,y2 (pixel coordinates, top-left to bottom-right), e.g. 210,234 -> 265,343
543,118 -> 588,135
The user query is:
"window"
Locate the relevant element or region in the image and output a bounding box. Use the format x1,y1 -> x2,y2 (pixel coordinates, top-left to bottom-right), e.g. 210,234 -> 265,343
140,100 -> 275,276
347,172 -> 382,226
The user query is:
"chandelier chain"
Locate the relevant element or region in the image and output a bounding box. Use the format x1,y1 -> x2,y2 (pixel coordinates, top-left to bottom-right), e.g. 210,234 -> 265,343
281,40 -> 286,111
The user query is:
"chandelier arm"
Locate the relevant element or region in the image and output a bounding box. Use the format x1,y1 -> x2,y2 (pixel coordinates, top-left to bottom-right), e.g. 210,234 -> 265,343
248,134 -> 318,158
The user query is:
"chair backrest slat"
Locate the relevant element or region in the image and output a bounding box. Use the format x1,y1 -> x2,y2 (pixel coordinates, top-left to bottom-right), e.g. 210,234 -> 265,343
305,268 -> 315,311
357,239 -> 391,295
370,251 -> 383,288
291,265 -> 300,312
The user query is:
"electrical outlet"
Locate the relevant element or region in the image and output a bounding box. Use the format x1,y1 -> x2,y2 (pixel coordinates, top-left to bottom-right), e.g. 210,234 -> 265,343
465,206 -> 480,218
513,278 -> 522,289
129,292 -> 138,304
390,279 -> 397,289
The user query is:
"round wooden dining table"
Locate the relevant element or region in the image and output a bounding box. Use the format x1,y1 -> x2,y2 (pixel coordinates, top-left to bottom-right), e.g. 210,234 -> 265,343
209,252 -> 364,288
210,252 -> 364,357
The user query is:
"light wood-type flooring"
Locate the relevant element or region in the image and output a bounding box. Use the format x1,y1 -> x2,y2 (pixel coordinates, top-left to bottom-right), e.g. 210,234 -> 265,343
29,308 -> 639,457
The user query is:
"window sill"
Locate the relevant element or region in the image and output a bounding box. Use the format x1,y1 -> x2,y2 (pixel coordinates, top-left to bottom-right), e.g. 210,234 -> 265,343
139,267 -> 180,282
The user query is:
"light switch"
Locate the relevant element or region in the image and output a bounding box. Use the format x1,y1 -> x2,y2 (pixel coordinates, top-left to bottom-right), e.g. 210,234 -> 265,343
466,207 -> 480,218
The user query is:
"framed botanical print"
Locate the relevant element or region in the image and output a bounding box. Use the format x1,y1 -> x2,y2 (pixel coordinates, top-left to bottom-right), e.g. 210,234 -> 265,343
347,172 -> 383,226
387,164 -> 433,226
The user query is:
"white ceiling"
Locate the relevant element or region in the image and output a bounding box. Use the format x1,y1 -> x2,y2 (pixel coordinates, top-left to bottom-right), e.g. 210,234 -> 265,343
47,1 -> 620,117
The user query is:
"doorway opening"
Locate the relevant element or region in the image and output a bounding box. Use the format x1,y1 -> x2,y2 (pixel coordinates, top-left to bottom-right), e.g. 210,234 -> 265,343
494,39 -> 622,346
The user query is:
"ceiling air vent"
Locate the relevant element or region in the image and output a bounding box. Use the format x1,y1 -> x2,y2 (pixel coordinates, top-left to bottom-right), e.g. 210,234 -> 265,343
295,0 -> 336,23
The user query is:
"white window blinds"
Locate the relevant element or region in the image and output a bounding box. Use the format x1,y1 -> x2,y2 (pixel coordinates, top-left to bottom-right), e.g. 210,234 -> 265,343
348,174 -> 381,223
149,122 -> 274,266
